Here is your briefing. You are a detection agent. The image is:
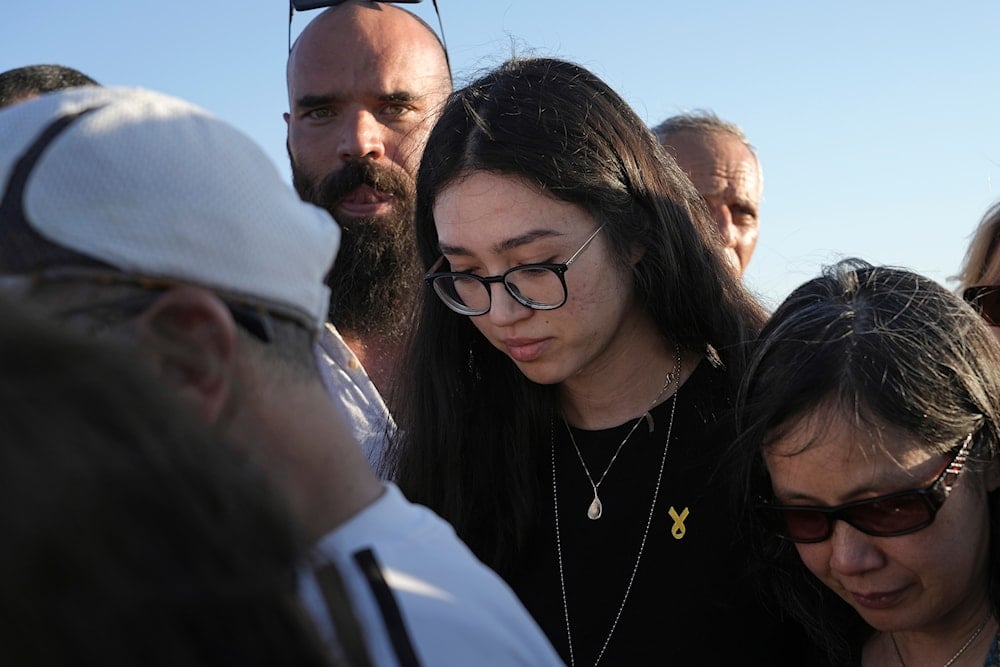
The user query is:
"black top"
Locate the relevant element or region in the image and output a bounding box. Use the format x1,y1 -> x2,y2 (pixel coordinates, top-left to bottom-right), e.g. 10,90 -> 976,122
506,360 -> 820,665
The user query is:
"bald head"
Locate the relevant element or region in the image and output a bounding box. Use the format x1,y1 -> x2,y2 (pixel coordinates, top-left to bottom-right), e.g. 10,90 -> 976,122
287,2 -> 450,102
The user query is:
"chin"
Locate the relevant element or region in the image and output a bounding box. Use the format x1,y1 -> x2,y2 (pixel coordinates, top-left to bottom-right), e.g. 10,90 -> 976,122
508,359 -> 567,386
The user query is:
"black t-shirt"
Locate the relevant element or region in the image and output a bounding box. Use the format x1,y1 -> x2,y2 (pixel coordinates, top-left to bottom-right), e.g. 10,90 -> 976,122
506,360 -> 819,665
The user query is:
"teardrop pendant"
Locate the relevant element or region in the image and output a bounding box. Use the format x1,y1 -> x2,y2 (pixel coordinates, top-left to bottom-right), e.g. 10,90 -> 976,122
587,494 -> 603,520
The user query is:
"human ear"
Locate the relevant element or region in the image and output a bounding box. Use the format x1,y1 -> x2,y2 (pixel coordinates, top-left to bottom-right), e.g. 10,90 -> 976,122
133,287 -> 237,425
629,243 -> 646,265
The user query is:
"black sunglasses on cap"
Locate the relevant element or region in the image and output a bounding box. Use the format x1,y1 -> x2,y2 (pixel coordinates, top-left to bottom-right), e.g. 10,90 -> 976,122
757,432 -> 975,544
288,0 -> 449,64
963,284 -> 1000,325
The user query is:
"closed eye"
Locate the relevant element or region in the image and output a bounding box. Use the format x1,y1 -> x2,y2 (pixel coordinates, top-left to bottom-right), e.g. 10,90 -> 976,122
731,204 -> 758,224
513,265 -> 555,277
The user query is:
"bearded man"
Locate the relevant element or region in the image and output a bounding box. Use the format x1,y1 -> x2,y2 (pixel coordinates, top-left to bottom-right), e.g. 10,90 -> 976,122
285,0 -> 451,471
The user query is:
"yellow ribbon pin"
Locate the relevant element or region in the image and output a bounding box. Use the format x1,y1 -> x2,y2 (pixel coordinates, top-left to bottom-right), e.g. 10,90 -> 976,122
668,506 -> 689,540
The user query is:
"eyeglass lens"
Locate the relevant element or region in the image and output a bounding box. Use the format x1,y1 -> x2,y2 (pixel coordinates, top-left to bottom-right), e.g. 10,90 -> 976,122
775,494 -> 935,543
433,267 -> 566,315
764,434 -> 973,543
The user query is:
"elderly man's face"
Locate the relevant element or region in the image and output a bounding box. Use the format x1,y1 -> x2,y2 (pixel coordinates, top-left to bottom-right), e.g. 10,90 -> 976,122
665,130 -> 763,276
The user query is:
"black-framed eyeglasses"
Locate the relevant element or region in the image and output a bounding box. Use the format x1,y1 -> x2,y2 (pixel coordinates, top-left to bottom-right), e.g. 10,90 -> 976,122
288,0 -> 449,67
963,284 -> 1000,326
0,268 -> 280,343
757,432 -> 976,544
424,225 -> 604,317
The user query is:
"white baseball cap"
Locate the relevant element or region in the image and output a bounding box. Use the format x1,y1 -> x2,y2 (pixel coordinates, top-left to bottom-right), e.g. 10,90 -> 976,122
0,85 -> 339,333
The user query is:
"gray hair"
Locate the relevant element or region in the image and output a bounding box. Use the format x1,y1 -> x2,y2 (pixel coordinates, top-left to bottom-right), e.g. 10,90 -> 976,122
652,109 -> 759,166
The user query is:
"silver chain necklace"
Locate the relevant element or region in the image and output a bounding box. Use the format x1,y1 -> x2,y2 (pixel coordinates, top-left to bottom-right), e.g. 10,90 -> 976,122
890,611 -> 993,667
564,362 -> 677,520
551,345 -> 681,667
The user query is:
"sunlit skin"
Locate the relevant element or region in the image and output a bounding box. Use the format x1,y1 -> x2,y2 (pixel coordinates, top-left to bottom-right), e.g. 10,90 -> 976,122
433,171 -> 692,430
663,130 -> 762,277
285,2 -> 450,220
765,406 -> 998,666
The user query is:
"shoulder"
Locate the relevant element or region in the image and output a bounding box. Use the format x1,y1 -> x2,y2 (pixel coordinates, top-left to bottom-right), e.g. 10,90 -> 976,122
315,324 -> 395,471
314,486 -> 563,666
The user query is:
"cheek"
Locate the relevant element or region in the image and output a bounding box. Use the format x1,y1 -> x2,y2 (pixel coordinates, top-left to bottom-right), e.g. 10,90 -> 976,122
568,259 -> 633,309
289,124 -> 335,170
468,314 -> 493,343
922,484 -> 995,576
739,227 -> 759,250
794,543 -> 832,581
392,126 -> 432,177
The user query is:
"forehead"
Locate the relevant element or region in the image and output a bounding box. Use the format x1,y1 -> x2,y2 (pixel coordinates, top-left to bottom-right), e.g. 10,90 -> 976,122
764,406 -> 936,490
434,172 -> 591,248
288,5 -> 449,101
665,131 -> 762,194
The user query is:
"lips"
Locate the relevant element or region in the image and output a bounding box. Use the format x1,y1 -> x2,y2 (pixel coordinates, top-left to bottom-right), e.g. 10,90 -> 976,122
337,184 -> 394,217
849,587 -> 909,610
502,337 -> 549,363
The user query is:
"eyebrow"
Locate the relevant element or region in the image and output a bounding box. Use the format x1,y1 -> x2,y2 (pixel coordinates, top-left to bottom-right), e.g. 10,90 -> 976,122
438,229 -> 564,257
294,91 -> 418,110
294,93 -> 337,110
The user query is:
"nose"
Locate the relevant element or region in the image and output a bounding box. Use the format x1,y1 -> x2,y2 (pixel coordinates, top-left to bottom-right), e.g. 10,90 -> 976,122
338,110 -> 386,163
827,521 -> 885,577
486,282 -> 533,326
709,203 -> 738,248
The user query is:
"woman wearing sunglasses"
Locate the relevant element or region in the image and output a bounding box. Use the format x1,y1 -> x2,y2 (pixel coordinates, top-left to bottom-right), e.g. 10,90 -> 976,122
735,258 -> 1000,666
958,201 -> 1000,346
385,57 -> 815,665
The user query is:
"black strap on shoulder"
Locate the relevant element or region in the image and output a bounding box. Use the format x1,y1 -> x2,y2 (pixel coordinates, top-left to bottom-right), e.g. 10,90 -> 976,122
313,561 -> 375,667
353,548 -> 421,667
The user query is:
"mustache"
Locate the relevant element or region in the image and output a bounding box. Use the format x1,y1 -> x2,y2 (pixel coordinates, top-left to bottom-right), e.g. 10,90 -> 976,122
312,160 -> 411,211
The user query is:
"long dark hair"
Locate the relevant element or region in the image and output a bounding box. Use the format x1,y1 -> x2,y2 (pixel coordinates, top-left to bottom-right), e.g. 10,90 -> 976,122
733,258 -> 1000,664
388,57 -> 766,574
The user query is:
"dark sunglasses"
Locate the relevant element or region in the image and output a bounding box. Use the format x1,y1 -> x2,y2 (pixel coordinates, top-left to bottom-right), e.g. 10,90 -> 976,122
758,433 -> 975,543
288,0 -> 449,65
963,284 -> 1000,325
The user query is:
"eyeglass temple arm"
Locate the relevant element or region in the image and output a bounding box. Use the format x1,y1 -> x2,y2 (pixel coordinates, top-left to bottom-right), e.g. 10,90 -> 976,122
425,255 -> 446,276
430,0 -> 451,75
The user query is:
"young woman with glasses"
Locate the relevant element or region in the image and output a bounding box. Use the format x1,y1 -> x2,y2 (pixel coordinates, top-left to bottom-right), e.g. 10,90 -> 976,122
734,258 -> 1000,666
385,57 -> 815,665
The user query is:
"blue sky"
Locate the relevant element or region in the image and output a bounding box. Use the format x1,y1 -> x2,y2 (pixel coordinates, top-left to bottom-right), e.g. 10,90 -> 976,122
5,1 -> 999,308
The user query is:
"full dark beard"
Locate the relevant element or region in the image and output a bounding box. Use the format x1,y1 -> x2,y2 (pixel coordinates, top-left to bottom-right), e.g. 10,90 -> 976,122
291,158 -> 420,340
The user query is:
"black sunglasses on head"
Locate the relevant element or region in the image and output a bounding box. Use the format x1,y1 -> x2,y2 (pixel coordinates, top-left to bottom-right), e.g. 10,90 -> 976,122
288,0 -> 449,64
757,432 -> 975,544
963,284 -> 1000,325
